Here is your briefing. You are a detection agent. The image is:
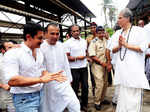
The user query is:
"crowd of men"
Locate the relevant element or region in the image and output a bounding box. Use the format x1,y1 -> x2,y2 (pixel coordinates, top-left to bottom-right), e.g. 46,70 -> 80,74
0,8 -> 150,112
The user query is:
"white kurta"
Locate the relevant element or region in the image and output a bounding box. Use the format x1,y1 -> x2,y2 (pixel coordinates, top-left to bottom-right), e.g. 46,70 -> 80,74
40,41 -> 79,112
110,26 -> 150,89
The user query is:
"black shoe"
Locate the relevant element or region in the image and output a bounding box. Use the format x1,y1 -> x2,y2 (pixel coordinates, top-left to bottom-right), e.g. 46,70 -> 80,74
112,102 -> 117,107
101,100 -> 110,105
81,106 -> 88,112
95,104 -> 101,110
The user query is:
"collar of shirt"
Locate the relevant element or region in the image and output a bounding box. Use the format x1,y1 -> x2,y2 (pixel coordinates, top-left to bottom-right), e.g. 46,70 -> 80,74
21,43 -> 33,55
0,53 -> 3,57
97,37 -> 104,41
44,40 -> 59,49
70,37 -> 82,41
44,40 -> 50,46
93,37 -> 100,41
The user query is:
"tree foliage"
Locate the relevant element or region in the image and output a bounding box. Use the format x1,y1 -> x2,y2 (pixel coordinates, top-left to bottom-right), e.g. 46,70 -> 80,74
105,27 -> 114,37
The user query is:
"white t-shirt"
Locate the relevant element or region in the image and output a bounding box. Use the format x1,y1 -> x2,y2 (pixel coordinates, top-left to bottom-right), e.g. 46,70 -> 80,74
63,37 -> 87,69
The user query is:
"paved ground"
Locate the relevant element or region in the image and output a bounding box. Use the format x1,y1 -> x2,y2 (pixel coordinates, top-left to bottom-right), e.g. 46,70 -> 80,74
86,85 -> 150,112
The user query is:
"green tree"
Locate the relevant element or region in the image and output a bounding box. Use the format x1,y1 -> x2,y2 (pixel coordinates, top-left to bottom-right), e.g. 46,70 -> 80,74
105,27 -> 114,37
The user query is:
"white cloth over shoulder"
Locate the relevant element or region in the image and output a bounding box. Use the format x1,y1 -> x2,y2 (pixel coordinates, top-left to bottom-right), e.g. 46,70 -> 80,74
40,41 -> 79,112
110,26 -> 150,89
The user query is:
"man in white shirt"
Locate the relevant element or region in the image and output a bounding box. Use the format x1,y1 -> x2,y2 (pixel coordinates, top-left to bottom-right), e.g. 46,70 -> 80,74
110,8 -> 149,112
40,23 -> 80,112
0,41 -> 15,112
64,25 -> 88,112
3,22 -> 66,112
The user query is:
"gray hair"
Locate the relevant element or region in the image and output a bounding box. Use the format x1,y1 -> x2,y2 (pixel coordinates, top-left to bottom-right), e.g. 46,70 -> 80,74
120,8 -> 133,21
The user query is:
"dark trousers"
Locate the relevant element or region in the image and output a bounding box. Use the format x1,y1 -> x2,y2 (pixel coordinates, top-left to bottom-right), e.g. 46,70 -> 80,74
71,67 -> 88,107
0,109 -> 7,112
108,71 -> 112,85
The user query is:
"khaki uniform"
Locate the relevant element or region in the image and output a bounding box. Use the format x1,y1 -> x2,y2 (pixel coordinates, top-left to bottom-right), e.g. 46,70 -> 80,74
86,35 -> 95,46
88,37 -> 108,105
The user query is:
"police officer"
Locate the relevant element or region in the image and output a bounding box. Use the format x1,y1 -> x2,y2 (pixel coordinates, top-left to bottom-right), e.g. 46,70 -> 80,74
88,26 -> 109,110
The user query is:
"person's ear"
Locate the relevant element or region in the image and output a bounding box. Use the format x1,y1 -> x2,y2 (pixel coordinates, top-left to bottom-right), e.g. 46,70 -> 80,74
26,34 -> 32,41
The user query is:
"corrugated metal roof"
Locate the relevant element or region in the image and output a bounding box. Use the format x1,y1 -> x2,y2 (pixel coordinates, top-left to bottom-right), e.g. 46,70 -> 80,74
60,0 -> 96,18
20,0 -> 96,18
126,0 -> 142,10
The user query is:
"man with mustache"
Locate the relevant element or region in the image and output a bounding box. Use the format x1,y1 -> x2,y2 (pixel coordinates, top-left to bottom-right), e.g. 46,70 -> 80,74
3,21 -> 66,112
64,25 -> 88,112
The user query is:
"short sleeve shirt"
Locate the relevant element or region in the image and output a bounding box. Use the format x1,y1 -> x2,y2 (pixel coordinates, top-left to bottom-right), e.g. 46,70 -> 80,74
88,37 -> 107,63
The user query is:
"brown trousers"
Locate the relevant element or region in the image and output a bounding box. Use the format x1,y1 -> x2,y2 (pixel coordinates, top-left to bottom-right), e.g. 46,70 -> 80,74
91,63 -> 108,104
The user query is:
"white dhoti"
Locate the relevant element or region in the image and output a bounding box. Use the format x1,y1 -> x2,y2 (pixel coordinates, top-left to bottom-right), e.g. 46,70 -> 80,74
112,85 -> 120,104
116,86 -> 143,112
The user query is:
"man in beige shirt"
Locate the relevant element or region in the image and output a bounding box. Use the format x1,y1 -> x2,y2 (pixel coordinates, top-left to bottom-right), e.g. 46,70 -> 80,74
88,26 -> 109,110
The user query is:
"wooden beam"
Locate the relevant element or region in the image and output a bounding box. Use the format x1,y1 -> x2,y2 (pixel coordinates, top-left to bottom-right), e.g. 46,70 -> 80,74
0,20 -> 24,29
49,0 -> 91,24
0,32 -> 23,40
0,4 -> 69,27
0,0 -> 58,21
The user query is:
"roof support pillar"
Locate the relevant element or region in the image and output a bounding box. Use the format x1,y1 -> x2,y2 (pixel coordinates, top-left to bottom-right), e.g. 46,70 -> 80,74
58,15 -> 63,42
84,16 -> 87,38
90,17 -> 92,22
25,0 -> 31,23
74,16 -> 77,24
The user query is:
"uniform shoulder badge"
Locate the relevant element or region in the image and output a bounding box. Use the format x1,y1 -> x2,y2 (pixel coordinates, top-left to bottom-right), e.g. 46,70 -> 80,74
92,37 -> 98,43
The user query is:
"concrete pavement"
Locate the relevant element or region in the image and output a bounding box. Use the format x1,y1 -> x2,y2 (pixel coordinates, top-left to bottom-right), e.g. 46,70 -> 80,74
86,86 -> 150,112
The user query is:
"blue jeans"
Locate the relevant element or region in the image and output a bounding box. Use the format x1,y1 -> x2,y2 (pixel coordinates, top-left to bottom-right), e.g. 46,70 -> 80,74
13,91 -> 42,112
